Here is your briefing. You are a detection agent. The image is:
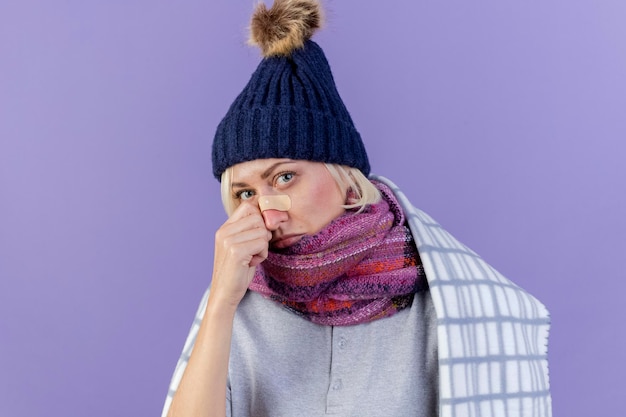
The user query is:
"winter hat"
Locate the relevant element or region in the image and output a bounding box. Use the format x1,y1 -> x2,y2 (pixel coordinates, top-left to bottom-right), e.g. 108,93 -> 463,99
211,0 -> 370,180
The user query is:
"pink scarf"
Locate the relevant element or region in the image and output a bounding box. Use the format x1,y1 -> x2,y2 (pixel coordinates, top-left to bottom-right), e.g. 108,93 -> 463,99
249,181 -> 426,326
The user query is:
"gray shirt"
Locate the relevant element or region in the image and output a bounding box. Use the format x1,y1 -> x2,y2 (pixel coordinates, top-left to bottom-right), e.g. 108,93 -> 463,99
226,290 -> 438,417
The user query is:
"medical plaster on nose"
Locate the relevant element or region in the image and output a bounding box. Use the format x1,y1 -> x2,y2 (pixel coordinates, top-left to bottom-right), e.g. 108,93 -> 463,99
258,195 -> 291,212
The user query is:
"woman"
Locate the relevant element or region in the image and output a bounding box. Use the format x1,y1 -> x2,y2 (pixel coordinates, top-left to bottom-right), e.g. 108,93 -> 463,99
163,1 -> 551,416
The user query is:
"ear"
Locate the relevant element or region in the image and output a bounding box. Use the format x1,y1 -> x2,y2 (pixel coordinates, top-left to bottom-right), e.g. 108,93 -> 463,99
345,187 -> 359,205
346,169 -> 361,202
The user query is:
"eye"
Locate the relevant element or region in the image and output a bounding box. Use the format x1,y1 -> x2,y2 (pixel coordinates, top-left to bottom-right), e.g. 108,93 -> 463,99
235,190 -> 255,200
275,172 -> 294,186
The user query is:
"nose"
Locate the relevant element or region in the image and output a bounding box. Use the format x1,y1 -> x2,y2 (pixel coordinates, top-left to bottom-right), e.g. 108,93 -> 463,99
261,209 -> 288,231
258,194 -> 290,231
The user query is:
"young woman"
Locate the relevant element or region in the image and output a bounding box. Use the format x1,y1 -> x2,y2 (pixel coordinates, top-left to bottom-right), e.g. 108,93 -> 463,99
162,1 -> 551,416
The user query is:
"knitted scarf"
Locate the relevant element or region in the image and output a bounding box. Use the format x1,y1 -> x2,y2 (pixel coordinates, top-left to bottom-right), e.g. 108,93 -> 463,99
249,181 -> 427,326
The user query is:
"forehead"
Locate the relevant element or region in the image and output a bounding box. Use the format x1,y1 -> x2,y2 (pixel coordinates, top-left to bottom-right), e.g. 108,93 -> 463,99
231,158 -> 298,183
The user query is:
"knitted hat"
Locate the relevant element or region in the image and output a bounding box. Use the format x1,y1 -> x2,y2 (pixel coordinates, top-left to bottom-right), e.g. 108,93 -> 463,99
211,0 -> 370,180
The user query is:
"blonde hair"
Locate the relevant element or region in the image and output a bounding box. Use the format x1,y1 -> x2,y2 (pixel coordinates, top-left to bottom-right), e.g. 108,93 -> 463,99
220,163 -> 380,216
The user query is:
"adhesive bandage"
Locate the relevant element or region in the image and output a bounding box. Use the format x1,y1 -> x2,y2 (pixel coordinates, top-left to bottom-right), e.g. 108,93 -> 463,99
258,195 -> 291,212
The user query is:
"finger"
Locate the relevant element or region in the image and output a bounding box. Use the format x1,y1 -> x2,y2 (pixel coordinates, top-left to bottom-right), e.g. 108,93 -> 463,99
216,213 -> 268,245
249,243 -> 269,268
225,201 -> 263,224
220,232 -> 271,269
215,226 -> 271,266
220,226 -> 271,249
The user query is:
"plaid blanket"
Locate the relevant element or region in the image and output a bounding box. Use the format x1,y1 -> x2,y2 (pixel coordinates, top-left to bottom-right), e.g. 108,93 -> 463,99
374,175 -> 551,417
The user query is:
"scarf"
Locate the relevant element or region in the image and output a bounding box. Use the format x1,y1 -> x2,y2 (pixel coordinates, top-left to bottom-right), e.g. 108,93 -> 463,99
249,181 -> 427,326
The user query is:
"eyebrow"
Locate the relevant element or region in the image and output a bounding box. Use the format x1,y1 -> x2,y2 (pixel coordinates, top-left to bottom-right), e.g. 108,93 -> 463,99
231,161 -> 295,189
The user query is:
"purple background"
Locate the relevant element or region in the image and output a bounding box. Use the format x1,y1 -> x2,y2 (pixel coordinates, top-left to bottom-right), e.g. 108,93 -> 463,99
1,1 -> 624,416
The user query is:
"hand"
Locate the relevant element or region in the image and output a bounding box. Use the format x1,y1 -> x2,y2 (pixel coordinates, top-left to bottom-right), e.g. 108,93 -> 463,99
210,202 -> 272,308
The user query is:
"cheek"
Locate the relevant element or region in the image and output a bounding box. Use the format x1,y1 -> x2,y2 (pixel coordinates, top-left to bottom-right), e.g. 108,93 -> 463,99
304,179 -> 345,220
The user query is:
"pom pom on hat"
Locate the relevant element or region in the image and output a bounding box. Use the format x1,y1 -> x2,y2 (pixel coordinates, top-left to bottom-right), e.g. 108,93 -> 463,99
249,0 -> 323,57
211,0 -> 370,180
